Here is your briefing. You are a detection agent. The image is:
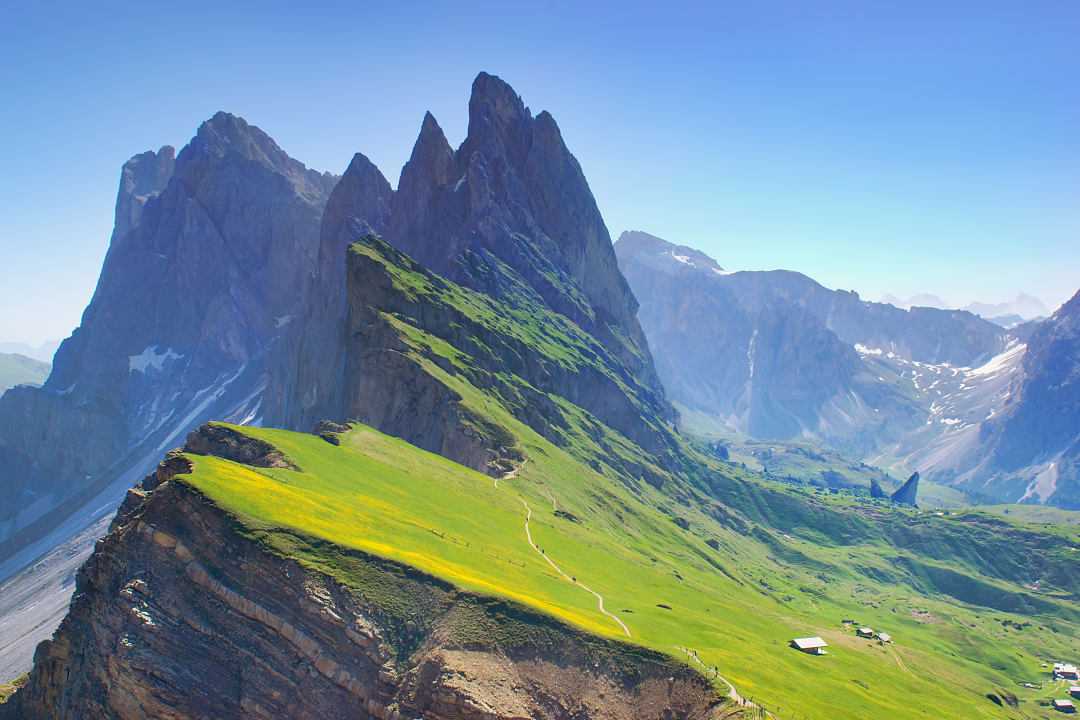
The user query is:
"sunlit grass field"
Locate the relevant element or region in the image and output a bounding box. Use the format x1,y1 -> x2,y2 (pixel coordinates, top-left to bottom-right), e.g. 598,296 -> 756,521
179,420 -> 1079,720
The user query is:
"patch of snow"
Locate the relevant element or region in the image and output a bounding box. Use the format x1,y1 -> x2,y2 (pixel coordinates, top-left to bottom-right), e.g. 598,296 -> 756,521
855,344 -> 884,356
274,314 -> 294,328
966,343 -> 1026,379
154,365 -> 247,453
747,329 -> 758,380
129,346 -> 182,374
453,175 -> 467,192
224,379 -> 267,427
1019,462 -> 1058,503
670,252 -> 694,266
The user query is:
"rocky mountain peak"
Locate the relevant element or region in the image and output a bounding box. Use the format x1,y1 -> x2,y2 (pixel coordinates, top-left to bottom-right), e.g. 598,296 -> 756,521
615,230 -> 726,275
396,111 -> 454,201
333,153 -> 392,229
285,73 -> 672,431
282,152 -> 394,429
463,71 -> 532,165
0,109 -> 338,570
113,145 -> 176,242
180,111 -> 336,202
377,73 -> 668,415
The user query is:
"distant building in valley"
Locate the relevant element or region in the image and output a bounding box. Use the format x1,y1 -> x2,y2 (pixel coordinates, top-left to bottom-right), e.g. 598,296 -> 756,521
857,627 -> 874,639
1052,699 -> 1076,713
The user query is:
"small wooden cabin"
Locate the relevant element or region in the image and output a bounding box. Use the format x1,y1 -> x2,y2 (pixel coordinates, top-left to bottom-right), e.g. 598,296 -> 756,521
1052,699 -> 1076,714
791,637 -> 828,655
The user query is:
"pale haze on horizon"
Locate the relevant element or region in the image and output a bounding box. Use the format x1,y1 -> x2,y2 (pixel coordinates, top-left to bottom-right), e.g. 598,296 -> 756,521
1,2 -> 1077,347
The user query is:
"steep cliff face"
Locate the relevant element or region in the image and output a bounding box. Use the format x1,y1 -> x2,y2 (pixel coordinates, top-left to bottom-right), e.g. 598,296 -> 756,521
282,72 -> 674,471
977,290 -> 1080,507
279,153 -> 393,429
3,428 -> 721,720
0,113 -> 335,568
342,236 -> 682,481
384,74 -> 668,423
0,145 -> 174,550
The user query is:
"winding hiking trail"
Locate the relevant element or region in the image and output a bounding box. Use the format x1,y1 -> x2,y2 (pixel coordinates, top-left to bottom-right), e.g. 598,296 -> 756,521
518,498 -> 631,638
497,460 -> 629,637
499,461 -> 759,711
890,646 -> 912,675
678,646 -> 772,717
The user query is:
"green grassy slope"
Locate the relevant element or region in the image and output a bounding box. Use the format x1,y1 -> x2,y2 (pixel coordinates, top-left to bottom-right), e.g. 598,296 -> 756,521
0,353 -> 49,393
173,236 -> 1078,719
677,403 -> 976,509
180,418 -> 1079,720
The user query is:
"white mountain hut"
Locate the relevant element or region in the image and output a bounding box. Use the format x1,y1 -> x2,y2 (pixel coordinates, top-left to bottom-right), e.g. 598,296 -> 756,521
791,637 -> 828,655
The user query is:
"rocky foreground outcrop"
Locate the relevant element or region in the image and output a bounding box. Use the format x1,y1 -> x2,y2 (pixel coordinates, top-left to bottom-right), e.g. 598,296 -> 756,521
3,428 -> 725,720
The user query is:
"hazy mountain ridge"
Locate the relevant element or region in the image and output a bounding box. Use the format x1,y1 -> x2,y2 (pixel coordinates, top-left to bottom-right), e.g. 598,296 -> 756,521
617,230 -> 1078,507
980,290 -> 1080,507
880,291 -> 1049,322
0,353 -> 49,393
615,231 -> 1006,454
0,342 -> 60,364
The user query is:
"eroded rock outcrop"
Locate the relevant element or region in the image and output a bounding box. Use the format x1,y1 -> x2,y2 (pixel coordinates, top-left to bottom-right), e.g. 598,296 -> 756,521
3,451 -> 724,720
182,422 -> 298,469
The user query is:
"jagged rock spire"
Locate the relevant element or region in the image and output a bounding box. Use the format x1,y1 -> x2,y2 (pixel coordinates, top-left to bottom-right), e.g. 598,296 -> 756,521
891,472 -> 920,506
380,72 -> 669,420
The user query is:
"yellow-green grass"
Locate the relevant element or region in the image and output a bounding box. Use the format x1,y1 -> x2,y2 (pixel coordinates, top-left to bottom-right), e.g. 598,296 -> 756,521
178,420 -> 1079,720
0,675 -> 27,704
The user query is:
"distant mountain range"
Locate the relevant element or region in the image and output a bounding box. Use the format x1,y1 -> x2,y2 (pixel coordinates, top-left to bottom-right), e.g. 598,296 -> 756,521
0,353 -> 49,393
616,230 -> 1078,508
879,292 -> 1050,325
0,341 -> 59,364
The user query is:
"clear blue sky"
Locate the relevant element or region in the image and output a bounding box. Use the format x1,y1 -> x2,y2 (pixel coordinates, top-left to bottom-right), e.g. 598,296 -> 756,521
2,1 -> 1078,345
